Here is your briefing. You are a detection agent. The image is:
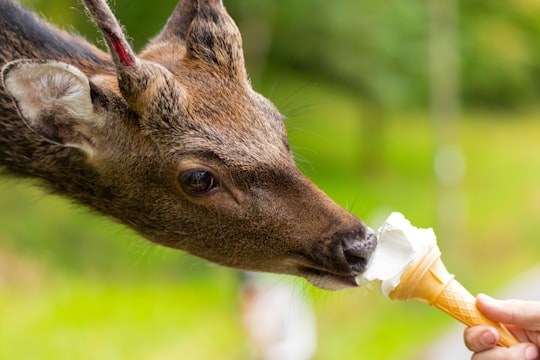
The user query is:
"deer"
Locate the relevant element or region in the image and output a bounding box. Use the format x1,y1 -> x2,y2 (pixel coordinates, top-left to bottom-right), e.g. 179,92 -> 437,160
0,0 -> 377,291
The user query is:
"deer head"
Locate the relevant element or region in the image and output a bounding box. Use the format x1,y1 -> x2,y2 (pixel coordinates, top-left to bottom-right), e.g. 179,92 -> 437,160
1,0 -> 376,290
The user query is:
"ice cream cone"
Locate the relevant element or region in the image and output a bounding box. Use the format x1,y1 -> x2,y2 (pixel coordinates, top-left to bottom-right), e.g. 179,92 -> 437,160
389,244 -> 518,347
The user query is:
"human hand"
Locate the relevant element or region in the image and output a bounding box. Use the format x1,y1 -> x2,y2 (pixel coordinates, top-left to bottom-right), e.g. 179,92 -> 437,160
464,294 -> 540,359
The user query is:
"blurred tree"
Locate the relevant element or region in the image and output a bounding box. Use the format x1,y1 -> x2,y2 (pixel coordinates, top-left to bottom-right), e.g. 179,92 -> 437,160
460,1 -> 540,108
229,0 -> 428,109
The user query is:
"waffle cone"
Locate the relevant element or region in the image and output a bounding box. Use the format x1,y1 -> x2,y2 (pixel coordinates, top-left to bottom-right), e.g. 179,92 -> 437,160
389,244 -> 518,347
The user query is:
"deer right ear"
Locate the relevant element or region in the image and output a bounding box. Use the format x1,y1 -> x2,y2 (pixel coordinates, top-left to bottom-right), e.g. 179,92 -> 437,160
1,60 -> 102,157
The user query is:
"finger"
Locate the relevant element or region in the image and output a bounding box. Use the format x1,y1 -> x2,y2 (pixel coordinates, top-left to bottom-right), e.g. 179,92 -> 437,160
476,294 -> 540,331
470,344 -> 539,360
465,326 -> 499,352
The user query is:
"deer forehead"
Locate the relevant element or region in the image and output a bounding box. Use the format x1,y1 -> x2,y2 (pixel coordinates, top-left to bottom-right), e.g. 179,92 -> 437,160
157,120 -> 286,173
175,103 -> 289,169
140,69 -> 288,161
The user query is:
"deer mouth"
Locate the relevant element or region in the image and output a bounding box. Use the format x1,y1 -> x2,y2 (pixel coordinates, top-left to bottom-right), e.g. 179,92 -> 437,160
293,255 -> 366,291
299,266 -> 360,290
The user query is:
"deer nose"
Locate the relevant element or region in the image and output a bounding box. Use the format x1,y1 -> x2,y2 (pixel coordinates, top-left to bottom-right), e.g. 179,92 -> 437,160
341,226 -> 377,273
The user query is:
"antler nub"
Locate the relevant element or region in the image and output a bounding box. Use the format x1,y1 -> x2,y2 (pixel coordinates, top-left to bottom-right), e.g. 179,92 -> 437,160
106,32 -> 135,67
82,0 -> 137,68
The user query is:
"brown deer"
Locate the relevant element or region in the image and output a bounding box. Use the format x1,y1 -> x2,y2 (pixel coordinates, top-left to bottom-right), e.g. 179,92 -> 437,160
0,0 -> 376,290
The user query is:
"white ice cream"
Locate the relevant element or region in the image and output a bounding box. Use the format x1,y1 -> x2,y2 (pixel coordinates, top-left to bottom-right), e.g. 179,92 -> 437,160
359,212 -> 436,297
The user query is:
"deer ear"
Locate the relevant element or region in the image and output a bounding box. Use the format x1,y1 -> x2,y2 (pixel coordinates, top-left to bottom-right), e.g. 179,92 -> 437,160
186,1 -> 245,75
146,0 -> 245,76
1,60 -> 101,157
151,0 -> 198,44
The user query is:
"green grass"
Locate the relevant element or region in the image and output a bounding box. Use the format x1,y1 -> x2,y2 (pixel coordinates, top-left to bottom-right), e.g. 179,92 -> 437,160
0,276 -> 246,360
2,74 -> 540,358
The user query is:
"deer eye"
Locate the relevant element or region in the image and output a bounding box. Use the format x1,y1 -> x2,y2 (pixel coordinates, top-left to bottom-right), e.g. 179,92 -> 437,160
179,169 -> 218,196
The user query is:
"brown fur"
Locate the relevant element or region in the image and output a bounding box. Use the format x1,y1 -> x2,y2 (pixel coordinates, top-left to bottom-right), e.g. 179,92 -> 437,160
0,0 -> 376,290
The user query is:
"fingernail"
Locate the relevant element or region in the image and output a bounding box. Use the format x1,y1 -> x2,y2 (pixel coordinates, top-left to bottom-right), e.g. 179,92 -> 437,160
525,345 -> 538,360
481,328 -> 498,346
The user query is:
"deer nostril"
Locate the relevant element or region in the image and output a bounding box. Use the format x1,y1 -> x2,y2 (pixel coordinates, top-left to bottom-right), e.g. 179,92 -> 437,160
342,227 -> 377,273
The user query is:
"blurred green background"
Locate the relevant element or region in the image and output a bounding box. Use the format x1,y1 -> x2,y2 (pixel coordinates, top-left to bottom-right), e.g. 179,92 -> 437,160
2,0 -> 540,358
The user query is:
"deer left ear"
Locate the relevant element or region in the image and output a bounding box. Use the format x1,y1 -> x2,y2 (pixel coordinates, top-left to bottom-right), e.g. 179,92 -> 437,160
1,59 -> 102,157
186,1 -> 245,76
